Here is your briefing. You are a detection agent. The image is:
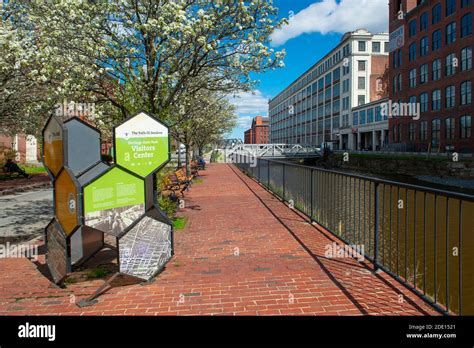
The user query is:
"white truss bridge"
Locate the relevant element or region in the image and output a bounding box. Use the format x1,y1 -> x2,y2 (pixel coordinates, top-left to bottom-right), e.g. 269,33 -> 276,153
224,144 -> 322,160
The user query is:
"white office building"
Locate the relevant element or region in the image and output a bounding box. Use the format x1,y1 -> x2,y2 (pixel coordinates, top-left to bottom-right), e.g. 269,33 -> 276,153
269,29 -> 389,150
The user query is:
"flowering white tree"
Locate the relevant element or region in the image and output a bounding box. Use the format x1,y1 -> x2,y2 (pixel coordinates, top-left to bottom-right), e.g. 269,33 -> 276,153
17,0 -> 285,123
0,5 -> 52,135
170,89 -> 236,174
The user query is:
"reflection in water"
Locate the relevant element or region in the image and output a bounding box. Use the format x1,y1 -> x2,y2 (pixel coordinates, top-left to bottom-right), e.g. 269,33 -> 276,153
256,160 -> 474,315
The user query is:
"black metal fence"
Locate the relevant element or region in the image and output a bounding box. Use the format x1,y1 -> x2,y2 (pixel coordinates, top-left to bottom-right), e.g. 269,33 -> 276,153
235,157 -> 474,315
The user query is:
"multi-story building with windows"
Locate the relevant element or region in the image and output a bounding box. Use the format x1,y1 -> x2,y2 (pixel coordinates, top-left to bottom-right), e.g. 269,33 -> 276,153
244,116 -> 269,144
389,0 -> 473,153
268,29 -> 389,150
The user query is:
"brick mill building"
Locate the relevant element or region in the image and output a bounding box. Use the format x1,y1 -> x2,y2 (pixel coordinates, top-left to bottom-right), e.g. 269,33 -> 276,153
389,0 -> 473,153
244,116 -> 269,144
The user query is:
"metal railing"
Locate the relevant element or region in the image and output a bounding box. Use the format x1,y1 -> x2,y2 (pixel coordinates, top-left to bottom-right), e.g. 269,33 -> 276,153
235,157 -> 474,315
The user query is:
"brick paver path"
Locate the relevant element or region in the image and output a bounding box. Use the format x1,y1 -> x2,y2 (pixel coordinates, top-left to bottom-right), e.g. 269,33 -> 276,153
0,164 -> 438,315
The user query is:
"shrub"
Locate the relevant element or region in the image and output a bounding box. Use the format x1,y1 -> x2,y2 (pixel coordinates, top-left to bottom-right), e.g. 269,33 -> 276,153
158,196 -> 177,217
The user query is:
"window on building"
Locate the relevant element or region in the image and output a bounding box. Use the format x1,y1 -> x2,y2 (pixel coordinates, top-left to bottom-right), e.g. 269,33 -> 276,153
409,43 -> 417,61
409,68 -> 417,88
358,77 -> 365,89
461,81 -> 472,105
461,13 -> 472,38
461,115 -> 471,138
446,53 -> 457,76
353,111 -> 359,126
367,108 -> 374,123
461,47 -> 472,71
420,12 -> 429,31
409,19 -> 417,37
420,36 -> 429,56
358,41 -> 366,52
358,95 -> 365,106
420,64 -> 428,84
432,3 -> 442,24
325,73 -> 332,86
420,121 -> 428,140
360,110 -> 366,125
373,42 -> 381,53
409,96 -> 417,106
398,74 -> 402,91
462,0 -> 472,8
433,59 -> 441,80
384,42 -> 389,53
432,29 -> 441,50
446,0 -> 456,16
445,117 -> 455,140
420,92 -> 429,112
333,99 -> 340,113
358,60 -> 366,71
343,65 -> 350,75
432,119 -> 441,146
375,106 -> 382,122
343,97 -> 350,110
409,123 -> 416,141
333,67 -> 341,81
333,83 -> 341,98
445,85 -> 456,108
343,79 -> 349,93
446,22 -> 456,44
432,89 -> 441,110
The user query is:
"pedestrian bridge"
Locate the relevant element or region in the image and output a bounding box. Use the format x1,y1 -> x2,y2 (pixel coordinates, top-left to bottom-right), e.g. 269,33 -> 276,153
225,144 -> 322,160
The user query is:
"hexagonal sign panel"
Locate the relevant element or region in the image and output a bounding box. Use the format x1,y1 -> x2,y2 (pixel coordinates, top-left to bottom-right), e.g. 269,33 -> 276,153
83,167 -> 145,236
115,112 -> 170,178
54,167 -> 80,236
64,118 -> 101,176
70,226 -> 103,266
118,213 -> 172,281
45,219 -> 70,284
43,116 -> 65,178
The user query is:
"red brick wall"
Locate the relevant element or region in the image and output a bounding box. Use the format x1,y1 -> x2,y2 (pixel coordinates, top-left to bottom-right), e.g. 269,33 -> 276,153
370,55 -> 389,102
244,129 -> 253,144
388,0 -> 474,153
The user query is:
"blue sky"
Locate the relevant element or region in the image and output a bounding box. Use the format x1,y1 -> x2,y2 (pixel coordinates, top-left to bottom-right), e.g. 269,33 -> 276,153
227,0 -> 388,140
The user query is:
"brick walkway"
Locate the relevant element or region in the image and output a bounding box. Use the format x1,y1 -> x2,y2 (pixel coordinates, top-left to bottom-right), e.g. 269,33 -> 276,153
0,164 -> 438,315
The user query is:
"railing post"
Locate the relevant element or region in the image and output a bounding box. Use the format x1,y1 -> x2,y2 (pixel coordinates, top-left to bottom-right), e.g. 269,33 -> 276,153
373,182 -> 380,272
267,160 -> 270,188
257,157 -> 260,181
282,163 -> 286,200
310,169 -> 313,221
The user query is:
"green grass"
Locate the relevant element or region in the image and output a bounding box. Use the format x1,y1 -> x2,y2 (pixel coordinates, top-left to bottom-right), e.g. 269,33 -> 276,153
193,178 -> 203,184
24,166 -> 46,174
173,217 -> 187,230
63,277 -> 77,284
85,266 -> 110,280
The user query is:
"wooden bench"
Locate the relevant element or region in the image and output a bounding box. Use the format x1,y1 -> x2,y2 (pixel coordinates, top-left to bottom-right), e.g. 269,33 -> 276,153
163,168 -> 193,197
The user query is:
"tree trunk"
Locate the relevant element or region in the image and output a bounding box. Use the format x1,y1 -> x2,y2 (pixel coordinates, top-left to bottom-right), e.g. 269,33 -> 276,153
185,146 -> 191,177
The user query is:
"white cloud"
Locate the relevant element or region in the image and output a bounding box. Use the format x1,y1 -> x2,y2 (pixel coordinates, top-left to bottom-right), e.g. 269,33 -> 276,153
236,115 -> 254,129
227,90 -> 269,129
271,0 -> 389,46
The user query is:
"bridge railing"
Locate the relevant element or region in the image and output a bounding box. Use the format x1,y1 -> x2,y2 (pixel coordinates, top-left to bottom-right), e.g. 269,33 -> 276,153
235,157 -> 474,316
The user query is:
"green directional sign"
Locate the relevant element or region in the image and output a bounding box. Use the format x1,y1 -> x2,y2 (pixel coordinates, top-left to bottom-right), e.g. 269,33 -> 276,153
115,112 -> 170,177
